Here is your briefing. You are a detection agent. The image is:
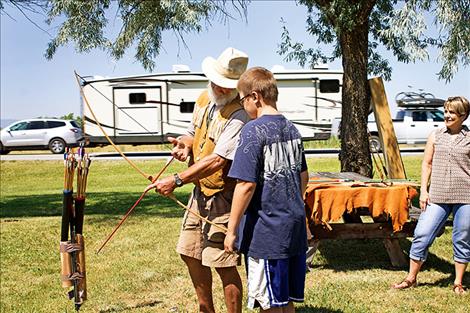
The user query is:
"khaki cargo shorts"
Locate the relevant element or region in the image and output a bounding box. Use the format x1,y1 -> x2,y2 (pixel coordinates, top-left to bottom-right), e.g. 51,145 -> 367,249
176,187 -> 239,267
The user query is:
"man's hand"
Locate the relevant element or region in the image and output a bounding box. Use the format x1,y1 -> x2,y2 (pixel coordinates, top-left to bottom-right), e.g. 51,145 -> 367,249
144,176 -> 176,196
168,136 -> 191,162
224,232 -> 237,253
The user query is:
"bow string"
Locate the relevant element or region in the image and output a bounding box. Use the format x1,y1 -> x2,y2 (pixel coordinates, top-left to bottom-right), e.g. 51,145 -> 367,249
74,71 -> 227,253
74,71 -> 152,181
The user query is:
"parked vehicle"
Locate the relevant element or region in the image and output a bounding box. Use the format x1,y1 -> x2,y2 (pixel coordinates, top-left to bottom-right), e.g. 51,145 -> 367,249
368,107 -> 445,151
367,91 -> 469,151
0,119 -> 83,154
79,65 -> 343,146
331,91 -> 469,152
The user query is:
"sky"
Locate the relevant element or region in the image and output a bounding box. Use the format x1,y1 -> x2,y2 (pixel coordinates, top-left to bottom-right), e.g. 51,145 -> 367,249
1,1 -> 469,123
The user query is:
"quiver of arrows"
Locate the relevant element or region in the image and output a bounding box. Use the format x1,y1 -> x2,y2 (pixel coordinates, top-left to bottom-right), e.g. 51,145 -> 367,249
60,147 -> 91,311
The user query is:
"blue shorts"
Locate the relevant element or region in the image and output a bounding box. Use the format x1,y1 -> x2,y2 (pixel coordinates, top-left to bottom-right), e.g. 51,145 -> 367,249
245,253 -> 306,310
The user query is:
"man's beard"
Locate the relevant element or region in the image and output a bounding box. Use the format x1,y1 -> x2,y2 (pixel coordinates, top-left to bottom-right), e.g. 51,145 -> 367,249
207,83 -> 238,106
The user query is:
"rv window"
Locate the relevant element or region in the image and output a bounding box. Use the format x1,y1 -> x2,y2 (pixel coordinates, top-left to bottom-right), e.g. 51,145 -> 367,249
129,93 -> 147,104
319,79 -> 340,93
180,101 -> 195,113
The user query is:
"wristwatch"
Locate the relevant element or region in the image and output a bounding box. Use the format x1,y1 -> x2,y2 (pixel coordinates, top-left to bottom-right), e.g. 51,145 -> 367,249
174,173 -> 184,187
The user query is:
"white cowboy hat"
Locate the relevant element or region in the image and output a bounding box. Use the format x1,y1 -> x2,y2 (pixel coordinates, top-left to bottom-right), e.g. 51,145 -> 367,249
202,47 -> 249,89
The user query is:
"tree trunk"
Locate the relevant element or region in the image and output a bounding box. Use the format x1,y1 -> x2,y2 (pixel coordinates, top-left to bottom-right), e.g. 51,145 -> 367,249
338,22 -> 373,177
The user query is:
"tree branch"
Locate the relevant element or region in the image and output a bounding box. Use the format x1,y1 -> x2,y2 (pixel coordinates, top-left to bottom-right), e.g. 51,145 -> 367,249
5,0 -> 52,37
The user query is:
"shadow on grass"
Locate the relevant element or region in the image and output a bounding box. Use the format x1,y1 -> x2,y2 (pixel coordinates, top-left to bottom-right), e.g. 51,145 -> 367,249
0,190 -> 191,219
298,306 -> 343,313
1,191 -> 459,277
419,274 -> 470,289
98,300 -> 162,313
311,237 -> 454,274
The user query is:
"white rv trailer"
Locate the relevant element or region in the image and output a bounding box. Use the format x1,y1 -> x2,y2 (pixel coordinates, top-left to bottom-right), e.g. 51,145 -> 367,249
80,66 -> 343,145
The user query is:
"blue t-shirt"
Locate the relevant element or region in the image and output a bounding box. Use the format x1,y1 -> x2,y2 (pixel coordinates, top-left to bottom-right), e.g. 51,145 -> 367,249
228,114 -> 308,259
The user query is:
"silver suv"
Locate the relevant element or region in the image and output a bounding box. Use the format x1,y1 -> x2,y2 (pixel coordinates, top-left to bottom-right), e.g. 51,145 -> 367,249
0,119 -> 83,154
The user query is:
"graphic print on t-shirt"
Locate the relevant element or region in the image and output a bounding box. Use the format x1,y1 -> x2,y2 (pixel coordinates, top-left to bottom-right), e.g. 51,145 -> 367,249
229,115 -> 308,259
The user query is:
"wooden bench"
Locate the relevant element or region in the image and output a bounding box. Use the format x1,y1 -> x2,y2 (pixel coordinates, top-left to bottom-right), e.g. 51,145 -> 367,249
305,171 -> 419,267
307,205 -> 450,268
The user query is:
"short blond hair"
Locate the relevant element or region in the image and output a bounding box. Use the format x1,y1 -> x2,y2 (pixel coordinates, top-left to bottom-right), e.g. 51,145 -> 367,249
444,96 -> 470,120
237,67 -> 278,103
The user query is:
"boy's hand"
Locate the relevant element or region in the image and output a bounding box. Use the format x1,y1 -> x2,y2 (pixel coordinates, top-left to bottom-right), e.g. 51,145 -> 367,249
224,232 -> 237,253
168,136 -> 190,161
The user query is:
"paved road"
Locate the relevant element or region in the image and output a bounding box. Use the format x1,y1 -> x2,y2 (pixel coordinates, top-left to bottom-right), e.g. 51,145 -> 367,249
0,148 -> 424,161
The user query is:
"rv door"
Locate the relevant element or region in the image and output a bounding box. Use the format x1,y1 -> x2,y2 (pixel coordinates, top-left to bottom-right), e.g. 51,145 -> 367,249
113,86 -> 164,136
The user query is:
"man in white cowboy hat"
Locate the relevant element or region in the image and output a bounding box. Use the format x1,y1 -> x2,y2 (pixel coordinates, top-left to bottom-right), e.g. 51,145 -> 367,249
147,47 -> 249,312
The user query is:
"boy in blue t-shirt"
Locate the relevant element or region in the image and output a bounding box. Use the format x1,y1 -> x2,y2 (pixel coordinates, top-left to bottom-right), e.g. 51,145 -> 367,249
224,67 -> 309,312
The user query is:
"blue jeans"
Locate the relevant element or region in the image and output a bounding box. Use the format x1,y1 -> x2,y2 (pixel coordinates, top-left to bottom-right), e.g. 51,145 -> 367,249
409,203 -> 470,263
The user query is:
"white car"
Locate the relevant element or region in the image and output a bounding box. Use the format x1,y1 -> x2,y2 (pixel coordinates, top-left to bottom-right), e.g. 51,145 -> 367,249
0,119 -> 83,154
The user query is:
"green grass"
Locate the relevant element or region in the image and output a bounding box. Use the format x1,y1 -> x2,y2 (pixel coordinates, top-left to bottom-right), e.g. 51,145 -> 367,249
304,137 -> 341,149
0,157 -> 468,312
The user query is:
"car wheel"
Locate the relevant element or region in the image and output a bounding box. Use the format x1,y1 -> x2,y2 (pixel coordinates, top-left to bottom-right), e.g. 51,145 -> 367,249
49,138 -> 66,154
0,141 -> 10,155
369,135 -> 382,152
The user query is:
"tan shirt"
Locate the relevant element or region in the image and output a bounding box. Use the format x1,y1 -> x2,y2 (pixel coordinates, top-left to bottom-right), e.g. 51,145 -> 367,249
429,126 -> 470,203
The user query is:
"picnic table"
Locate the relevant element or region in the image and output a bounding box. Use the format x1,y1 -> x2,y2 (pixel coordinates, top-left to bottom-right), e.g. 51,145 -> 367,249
304,172 -> 420,267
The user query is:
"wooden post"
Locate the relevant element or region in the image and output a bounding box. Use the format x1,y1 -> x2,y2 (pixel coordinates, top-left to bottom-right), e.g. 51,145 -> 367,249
383,238 -> 408,267
369,77 -> 406,179
306,239 -> 321,268
369,77 -> 408,267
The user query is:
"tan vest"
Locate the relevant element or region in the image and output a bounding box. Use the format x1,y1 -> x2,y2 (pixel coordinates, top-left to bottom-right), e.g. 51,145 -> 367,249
192,91 -> 243,196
